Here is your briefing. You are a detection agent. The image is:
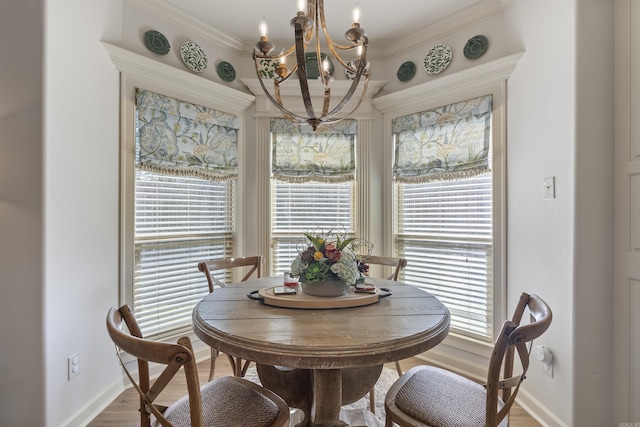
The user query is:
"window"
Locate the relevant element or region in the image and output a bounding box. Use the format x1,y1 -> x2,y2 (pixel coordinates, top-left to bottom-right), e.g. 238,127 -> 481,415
270,119 -> 357,275
132,89 -> 238,337
393,95 -> 495,341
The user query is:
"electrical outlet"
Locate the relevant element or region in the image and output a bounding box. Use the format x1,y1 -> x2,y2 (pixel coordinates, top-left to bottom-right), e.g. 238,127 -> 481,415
533,345 -> 554,378
68,352 -> 80,380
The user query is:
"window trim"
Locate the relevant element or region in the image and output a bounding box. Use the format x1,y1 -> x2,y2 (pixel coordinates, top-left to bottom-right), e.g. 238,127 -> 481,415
374,52 -> 522,348
103,42 -> 254,328
244,78 -> 384,275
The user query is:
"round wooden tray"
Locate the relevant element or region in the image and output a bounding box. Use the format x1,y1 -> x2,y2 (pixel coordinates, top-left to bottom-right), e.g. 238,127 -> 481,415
249,286 -> 390,309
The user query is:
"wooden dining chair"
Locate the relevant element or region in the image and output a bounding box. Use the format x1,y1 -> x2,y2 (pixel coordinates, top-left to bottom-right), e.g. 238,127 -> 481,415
106,305 -> 290,427
384,292 -> 553,427
363,255 -> 407,281
197,256 -> 262,380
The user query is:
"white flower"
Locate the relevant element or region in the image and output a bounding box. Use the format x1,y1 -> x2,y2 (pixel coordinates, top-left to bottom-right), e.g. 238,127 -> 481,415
330,252 -> 359,285
290,256 -> 306,276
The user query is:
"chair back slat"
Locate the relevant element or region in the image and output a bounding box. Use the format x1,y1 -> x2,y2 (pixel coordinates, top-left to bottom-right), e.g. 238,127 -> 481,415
198,256 -> 262,293
106,305 -> 203,427
362,255 -> 407,281
485,293 -> 553,426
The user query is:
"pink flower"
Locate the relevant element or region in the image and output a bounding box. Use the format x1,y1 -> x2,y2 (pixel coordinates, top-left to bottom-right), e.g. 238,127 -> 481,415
324,243 -> 342,262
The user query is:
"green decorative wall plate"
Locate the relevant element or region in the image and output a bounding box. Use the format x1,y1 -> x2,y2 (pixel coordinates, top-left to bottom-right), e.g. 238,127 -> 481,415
143,30 -> 170,55
217,61 -> 236,82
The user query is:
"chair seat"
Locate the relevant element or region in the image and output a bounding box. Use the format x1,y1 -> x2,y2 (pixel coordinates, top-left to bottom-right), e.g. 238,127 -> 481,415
391,366 -> 506,427
156,377 -> 283,427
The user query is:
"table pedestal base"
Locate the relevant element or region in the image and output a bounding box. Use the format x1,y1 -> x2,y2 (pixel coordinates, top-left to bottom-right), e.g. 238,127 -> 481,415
256,364 -> 383,427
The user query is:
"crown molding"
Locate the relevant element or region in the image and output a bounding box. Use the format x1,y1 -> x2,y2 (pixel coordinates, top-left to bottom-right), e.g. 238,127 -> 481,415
380,0 -> 506,59
102,41 -> 254,112
127,0 -> 505,61
373,51 -> 523,113
126,0 -> 245,55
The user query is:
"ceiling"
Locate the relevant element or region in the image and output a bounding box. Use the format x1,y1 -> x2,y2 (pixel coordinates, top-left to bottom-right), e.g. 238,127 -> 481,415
161,0 -> 482,47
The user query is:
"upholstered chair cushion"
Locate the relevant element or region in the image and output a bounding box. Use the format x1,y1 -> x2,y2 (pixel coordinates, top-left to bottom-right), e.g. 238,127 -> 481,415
156,377 -> 282,427
393,366 -> 507,427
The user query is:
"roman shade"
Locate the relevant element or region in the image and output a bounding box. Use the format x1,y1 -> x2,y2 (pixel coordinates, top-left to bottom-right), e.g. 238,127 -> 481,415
135,88 -> 240,181
393,95 -> 492,183
271,118 -> 356,182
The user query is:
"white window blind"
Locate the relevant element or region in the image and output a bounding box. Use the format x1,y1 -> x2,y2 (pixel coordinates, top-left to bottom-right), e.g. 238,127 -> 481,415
396,174 -> 493,341
271,181 -> 355,274
133,171 -> 234,337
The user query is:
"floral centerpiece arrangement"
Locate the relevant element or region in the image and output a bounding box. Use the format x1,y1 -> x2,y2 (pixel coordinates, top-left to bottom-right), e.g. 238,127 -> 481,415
290,229 -> 372,296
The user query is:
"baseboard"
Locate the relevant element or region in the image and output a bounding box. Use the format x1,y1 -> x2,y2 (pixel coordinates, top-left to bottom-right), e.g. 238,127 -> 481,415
58,378 -> 124,427
516,388 -> 568,427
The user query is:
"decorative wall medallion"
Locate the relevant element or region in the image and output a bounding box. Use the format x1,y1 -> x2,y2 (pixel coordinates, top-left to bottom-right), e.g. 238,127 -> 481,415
180,40 -> 207,72
143,30 -> 170,55
396,61 -> 416,81
258,58 -> 278,79
423,44 -> 452,75
464,35 -> 489,59
216,61 -> 236,82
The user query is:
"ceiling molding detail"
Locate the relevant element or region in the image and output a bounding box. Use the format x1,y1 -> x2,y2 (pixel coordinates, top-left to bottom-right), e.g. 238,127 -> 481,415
126,0 -> 245,55
380,0 -> 505,59
373,51 -> 523,113
126,0 -> 505,61
102,41 -> 254,112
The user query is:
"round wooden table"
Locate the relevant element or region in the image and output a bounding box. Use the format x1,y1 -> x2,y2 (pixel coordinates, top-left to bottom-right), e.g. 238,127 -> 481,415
192,277 -> 450,427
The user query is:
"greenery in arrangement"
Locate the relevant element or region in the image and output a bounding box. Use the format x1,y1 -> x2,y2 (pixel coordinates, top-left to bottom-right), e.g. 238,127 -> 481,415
291,230 -> 371,286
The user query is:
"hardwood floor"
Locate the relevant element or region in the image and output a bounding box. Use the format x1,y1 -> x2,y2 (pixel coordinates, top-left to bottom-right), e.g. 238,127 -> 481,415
88,355 -> 541,426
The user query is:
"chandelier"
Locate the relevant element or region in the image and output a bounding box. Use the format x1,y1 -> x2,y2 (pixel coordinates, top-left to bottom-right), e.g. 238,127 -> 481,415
253,0 -> 370,131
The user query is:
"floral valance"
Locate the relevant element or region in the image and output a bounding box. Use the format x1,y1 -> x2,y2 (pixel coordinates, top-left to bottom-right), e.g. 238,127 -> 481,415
135,88 -> 240,181
271,118 -> 356,183
392,95 -> 492,183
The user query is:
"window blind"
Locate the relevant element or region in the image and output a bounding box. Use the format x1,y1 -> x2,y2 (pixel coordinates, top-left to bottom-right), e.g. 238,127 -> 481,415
133,169 -> 234,337
270,118 -> 357,275
271,177 -> 355,274
396,174 -> 493,341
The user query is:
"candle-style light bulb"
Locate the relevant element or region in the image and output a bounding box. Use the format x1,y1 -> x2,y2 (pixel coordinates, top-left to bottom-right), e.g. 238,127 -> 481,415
356,44 -> 363,57
259,17 -> 268,38
279,53 -> 286,66
351,4 -> 360,25
297,0 -> 306,13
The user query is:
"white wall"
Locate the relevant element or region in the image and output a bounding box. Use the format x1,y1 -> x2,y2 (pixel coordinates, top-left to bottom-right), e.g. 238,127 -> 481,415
503,0 -> 577,423
44,0 -> 123,425
0,0 -> 616,425
504,0 -> 614,425
0,1 -> 45,426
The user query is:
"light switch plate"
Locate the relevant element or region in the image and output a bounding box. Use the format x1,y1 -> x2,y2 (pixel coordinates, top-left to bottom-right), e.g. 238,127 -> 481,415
543,177 -> 555,199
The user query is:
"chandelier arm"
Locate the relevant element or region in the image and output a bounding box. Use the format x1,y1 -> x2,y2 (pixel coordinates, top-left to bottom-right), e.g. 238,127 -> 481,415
320,78 -> 370,127
252,0 -> 371,131
294,22 -> 318,125
253,69 -> 309,124
325,43 -> 366,71
322,65 -> 370,122
321,87 -> 331,118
